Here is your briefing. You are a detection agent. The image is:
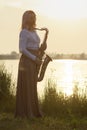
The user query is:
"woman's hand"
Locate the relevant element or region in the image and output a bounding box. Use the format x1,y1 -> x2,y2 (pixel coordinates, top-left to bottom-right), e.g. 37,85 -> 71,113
40,43 -> 47,51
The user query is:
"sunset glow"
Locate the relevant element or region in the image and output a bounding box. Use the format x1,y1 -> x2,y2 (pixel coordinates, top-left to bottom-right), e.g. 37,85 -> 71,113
0,1 -> 87,97
2,0 -> 87,19
35,0 -> 86,20
0,0 -> 87,54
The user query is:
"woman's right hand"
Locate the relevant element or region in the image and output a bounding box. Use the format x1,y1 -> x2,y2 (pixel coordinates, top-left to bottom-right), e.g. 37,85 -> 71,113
35,57 -> 42,65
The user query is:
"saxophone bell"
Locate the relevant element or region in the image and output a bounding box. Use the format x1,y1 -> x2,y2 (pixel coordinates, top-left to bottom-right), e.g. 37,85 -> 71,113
37,54 -> 52,82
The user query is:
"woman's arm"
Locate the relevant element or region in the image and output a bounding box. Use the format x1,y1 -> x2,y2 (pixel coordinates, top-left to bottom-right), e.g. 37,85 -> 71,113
19,30 -> 42,65
19,30 -> 36,61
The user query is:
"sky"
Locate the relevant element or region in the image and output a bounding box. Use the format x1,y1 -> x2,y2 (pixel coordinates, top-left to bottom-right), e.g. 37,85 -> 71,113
0,0 -> 87,54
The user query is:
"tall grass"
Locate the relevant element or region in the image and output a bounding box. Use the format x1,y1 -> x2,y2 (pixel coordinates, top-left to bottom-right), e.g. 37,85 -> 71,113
0,64 -> 15,113
41,78 -> 87,118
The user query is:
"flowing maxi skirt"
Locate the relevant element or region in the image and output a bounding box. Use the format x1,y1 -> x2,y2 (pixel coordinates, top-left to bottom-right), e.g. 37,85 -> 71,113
15,49 -> 42,118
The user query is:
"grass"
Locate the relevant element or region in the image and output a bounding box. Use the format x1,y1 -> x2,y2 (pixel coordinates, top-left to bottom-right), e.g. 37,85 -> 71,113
40,79 -> 87,118
0,64 -> 87,129
0,113 -> 87,130
0,64 -> 15,113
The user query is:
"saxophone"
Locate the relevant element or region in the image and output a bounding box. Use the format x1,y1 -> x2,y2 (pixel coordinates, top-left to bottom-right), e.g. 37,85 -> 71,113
35,27 -> 52,82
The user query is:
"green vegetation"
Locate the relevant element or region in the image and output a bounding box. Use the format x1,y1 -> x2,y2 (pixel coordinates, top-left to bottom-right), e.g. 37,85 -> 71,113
0,114 -> 87,130
0,65 -> 87,130
41,80 -> 87,118
0,64 -> 15,113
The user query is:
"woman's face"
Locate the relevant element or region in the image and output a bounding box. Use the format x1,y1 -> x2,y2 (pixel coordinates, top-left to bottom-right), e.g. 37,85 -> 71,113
22,10 -> 36,30
28,13 -> 36,25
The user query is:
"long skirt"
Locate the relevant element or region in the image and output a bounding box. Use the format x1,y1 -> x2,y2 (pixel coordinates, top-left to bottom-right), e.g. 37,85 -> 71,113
15,50 -> 42,118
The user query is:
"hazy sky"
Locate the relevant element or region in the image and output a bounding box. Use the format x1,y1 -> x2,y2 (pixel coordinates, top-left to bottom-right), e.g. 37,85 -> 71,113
0,0 -> 87,54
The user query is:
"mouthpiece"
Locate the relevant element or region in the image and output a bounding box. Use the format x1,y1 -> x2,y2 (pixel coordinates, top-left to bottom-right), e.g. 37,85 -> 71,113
35,27 -> 49,33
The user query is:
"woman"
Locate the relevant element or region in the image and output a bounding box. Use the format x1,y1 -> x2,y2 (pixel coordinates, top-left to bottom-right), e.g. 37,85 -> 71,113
15,10 -> 44,118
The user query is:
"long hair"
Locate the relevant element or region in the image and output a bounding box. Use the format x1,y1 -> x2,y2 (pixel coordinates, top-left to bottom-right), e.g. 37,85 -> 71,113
21,10 -> 36,30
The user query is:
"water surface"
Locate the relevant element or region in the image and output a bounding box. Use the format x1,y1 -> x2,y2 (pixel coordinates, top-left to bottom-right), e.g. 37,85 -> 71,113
0,59 -> 87,97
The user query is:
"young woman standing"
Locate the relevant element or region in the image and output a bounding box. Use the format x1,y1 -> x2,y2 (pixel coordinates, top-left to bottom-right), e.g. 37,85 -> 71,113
15,10 -> 44,118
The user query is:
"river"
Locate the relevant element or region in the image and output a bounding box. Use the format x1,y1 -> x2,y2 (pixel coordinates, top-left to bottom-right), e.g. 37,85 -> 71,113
0,59 -> 87,97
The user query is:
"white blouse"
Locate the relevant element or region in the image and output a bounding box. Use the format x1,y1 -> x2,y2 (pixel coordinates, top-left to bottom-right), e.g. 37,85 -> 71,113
19,29 -> 40,61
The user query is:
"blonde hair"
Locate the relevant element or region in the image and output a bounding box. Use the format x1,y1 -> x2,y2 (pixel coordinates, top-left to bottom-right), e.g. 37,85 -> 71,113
21,10 -> 36,30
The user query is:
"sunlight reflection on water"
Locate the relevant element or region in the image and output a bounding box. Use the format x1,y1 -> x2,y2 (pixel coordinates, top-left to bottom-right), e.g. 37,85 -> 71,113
0,59 -> 87,97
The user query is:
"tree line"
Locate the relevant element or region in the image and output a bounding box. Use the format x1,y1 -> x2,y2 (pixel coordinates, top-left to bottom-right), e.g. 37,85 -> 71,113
0,51 -> 87,60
